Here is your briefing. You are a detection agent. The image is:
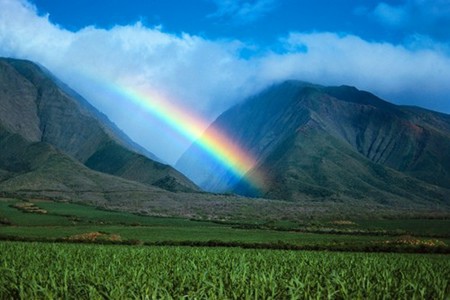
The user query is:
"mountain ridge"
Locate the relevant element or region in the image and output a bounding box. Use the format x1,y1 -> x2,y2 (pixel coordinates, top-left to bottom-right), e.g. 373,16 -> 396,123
0,57 -> 198,193
177,80 -> 450,207
2,56 -> 449,212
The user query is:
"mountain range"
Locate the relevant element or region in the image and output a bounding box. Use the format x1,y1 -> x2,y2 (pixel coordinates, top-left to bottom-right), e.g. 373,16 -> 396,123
1,57 -> 449,212
0,57 -> 198,205
177,81 -> 450,207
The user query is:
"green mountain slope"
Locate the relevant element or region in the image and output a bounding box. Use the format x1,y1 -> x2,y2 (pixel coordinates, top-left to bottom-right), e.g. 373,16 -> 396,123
236,124 -> 447,208
177,81 -> 450,207
0,125 -> 165,204
0,57 -> 198,192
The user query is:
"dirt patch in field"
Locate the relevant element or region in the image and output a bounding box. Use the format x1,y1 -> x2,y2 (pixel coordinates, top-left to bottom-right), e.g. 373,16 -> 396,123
383,235 -> 447,247
331,220 -> 357,226
66,232 -> 122,242
13,202 -> 47,214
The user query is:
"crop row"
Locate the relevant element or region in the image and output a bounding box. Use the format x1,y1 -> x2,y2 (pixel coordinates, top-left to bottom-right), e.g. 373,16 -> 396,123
0,242 -> 448,299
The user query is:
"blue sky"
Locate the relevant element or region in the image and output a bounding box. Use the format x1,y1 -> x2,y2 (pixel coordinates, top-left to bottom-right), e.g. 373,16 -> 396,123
30,0 -> 384,43
30,0 -> 449,49
1,0 -> 449,163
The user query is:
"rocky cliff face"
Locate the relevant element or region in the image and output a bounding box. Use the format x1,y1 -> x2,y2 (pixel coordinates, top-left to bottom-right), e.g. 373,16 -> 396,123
0,58 -> 198,193
177,81 -> 450,206
316,85 -> 450,189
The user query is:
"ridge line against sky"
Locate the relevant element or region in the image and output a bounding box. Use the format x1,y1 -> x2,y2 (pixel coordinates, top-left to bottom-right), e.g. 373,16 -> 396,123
0,0 -> 449,164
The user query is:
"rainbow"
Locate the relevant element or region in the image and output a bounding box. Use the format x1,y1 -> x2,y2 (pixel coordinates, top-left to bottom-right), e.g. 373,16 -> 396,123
104,83 -> 263,190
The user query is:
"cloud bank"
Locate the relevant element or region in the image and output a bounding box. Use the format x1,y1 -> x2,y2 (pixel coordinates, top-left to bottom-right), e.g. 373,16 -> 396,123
0,0 -> 449,163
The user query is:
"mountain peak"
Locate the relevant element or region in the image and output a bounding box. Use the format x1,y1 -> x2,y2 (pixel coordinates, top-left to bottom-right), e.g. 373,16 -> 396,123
177,79 -> 450,207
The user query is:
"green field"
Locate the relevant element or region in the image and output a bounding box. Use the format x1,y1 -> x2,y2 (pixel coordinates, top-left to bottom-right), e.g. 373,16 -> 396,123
1,242 -> 448,299
1,198 -> 449,252
1,198 -> 449,298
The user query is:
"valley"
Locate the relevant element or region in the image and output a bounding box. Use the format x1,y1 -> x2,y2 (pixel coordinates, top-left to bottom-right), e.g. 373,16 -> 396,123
2,0 -> 450,297
1,57 -> 449,298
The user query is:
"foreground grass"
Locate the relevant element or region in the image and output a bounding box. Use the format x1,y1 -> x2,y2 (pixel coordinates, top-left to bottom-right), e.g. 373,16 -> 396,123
0,242 -> 448,299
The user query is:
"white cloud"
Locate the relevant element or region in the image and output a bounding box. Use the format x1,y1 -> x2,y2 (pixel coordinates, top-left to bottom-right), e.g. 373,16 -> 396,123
0,0 -> 449,164
258,32 -> 450,111
0,0 -> 260,163
208,0 -> 276,24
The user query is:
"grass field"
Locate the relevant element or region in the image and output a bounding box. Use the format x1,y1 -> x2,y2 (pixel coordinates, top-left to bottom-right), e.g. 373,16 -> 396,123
1,198 -> 449,252
1,242 -> 448,299
1,198 -> 449,298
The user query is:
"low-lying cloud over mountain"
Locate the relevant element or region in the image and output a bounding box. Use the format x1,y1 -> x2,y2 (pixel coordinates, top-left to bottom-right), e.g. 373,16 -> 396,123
1,0 -> 449,163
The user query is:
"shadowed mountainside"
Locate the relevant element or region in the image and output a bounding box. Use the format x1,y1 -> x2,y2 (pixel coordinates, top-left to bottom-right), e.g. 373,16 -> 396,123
177,81 -> 450,207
